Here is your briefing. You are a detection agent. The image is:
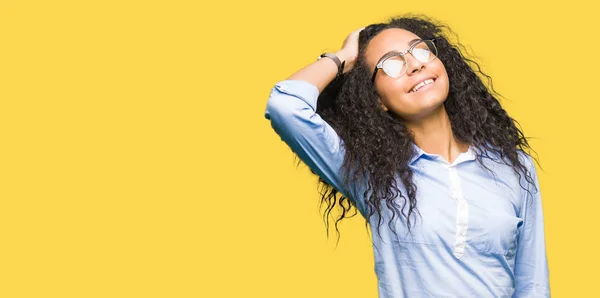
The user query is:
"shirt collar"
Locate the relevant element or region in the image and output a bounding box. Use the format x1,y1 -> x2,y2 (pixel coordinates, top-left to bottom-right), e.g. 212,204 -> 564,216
409,142 -> 477,166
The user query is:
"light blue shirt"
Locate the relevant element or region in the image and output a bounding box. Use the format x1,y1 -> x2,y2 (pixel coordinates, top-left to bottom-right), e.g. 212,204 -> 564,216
264,79 -> 550,297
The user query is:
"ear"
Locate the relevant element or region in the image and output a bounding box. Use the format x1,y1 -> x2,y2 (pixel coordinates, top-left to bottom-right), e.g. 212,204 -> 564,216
378,99 -> 389,112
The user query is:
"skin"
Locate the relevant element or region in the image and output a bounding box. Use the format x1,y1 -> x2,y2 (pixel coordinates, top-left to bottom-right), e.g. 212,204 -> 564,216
364,28 -> 470,164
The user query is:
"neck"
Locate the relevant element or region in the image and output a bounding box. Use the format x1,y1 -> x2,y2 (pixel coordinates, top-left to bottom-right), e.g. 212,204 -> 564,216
405,105 -> 469,164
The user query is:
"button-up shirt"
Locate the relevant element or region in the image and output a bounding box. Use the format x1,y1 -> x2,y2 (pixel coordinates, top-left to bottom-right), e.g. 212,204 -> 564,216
264,79 -> 550,297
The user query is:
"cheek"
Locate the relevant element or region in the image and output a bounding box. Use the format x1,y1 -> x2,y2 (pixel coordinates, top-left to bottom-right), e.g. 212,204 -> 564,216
436,63 -> 449,86
377,81 -> 407,107
436,68 -> 450,94
378,84 -> 419,113
377,76 -> 410,99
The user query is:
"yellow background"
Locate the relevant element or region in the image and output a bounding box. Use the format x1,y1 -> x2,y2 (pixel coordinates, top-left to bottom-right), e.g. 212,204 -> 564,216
1,0 -> 597,297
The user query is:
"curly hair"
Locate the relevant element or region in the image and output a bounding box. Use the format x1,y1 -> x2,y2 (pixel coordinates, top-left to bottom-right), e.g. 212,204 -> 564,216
296,13 -> 540,245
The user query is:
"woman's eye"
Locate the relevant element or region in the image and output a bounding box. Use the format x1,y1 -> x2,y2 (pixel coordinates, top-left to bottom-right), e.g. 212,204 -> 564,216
412,48 -> 431,62
383,58 -> 405,77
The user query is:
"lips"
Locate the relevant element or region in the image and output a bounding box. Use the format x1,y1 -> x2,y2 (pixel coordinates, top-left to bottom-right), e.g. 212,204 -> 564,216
408,77 -> 436,94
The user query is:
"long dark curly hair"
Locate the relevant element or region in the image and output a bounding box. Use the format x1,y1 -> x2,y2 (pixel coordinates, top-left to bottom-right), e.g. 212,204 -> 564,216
297,13 -> 540,245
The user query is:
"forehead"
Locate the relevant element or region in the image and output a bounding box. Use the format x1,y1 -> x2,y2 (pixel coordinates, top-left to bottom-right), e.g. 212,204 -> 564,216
365,28 -> 422,68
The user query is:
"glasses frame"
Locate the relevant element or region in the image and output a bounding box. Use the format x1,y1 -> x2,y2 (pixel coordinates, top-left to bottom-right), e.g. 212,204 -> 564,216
371,38 -> 437,83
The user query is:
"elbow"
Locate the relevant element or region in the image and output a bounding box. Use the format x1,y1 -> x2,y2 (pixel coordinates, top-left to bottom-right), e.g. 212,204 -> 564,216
264,91 -> 293,123
264,82 -> 320,133
264,85 -> 312,123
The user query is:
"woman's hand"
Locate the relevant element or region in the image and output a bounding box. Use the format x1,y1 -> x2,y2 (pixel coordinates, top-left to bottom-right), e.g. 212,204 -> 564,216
336,26 -> 365,74
284,26 -> 366,92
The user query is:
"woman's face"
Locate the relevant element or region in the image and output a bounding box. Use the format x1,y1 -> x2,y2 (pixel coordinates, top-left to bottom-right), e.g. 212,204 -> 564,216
365,28 -> 450,122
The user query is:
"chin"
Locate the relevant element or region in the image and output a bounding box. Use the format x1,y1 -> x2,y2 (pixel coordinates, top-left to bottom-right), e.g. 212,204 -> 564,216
393,94 -> 446,120
409,90 -> 446,107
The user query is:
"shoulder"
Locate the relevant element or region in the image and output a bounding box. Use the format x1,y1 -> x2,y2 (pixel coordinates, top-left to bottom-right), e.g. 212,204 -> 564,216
515,149 -> 541,201
517,149 -> 536,169
476,144 -> 535,171
475,146 -> 537,187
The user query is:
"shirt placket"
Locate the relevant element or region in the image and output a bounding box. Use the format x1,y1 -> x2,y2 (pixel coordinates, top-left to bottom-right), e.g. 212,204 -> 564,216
447,165 -> 468,259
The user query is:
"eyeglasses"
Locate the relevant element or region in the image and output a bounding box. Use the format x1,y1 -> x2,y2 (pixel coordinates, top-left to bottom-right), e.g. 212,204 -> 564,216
371,39 -> 438,83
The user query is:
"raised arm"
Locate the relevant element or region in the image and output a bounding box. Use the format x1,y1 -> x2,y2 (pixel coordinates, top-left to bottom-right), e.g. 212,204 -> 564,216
265,80 -> 346,195
263,27 -> 364,202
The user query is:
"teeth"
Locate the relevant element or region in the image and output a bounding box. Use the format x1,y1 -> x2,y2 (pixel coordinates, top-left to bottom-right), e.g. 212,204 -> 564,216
411,79 -> 434,93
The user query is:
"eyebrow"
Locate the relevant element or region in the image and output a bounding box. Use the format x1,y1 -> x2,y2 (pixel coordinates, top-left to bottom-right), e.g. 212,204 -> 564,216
407,38 -> 421,46
377,38 -> 422,62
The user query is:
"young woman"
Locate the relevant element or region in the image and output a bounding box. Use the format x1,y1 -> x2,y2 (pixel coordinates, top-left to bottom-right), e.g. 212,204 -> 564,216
264,14 -> 550,297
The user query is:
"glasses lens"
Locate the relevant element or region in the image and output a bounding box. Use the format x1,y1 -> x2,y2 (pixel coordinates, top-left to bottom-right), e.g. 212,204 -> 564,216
382,56 -> 406,78
411,40 -> 437,62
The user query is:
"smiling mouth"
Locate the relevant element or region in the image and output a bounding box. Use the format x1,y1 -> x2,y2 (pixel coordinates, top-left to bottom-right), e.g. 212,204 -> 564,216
409,78 -> 436,94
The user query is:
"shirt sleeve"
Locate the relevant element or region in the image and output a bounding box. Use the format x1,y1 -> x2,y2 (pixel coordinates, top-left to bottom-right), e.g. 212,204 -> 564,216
513,154 -> 551,297
264,79 -> 350,199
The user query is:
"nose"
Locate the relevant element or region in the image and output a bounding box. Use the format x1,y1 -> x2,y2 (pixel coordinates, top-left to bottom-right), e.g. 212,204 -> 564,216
405,53 -> 425,75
